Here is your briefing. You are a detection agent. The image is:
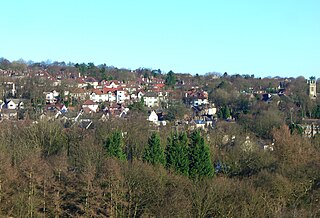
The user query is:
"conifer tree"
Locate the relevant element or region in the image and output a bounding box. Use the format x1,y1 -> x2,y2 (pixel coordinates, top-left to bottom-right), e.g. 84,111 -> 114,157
165,132 -> 189,176
188,130 -> 214,179
104,130 -> 126,160
143,132 -> 165,165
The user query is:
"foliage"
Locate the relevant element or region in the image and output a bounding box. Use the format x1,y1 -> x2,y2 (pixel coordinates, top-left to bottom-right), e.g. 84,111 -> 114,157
165,70 -> 176,86
188,130 -> 214,179
0,118 -> 320,217
103,130 -> 126,160
165,102 -> 188,121
23,120 -> 67,157
313,105 -> 320,119
218,105 -> 231,119
238,109 -> 284,139
143,132 -> 165,165
165,132 -> 189,176
128,98 -> 146,112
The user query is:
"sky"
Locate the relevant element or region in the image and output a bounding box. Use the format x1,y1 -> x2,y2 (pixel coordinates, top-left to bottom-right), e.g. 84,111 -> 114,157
1,0 -> 319,78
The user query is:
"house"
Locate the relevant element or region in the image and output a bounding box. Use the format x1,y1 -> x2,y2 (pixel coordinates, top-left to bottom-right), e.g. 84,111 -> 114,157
116,90 -> 128,104
153,83 -> 165,90
77,78 -> 88,88
207,104 -> 217,115
85,77 -> 99,88
144,92 -> 158,107
90,89 -> 108,103
103,87 -> 118,102
44,90 -> 60,104
300,119 -> 320,137
82,100 -> 99,113
147,110 -> 167,126
148,110 -> 158,123
185,90 -> 209,106
105,80 -> 120,89
4,99 -> 24,110
193,120 -> 206,129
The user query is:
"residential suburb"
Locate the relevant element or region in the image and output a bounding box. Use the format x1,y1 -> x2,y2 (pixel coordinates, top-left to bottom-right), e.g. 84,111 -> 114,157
0,59 -> 320,217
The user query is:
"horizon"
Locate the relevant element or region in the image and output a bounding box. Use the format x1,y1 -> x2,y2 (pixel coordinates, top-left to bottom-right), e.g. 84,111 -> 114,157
1,56 -> 319,80
1,0 -> 319,78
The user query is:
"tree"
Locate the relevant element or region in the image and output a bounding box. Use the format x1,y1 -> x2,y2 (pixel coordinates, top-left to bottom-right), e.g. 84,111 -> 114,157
219,105 -> 231,119
165,132 -> 189,176
128,98 -> 145,112
165,102 -> 188,121
312,105 -> 320,119
103,131 -> 126,160
165,70 -> 176,86
23,120 -> 66,157
143,132 -> 165,165
188,130 -> 214,179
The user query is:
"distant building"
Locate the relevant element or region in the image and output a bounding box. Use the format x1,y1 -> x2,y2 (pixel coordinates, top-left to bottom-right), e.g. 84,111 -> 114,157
307,76 -> 317,100
301,119 -> 320,138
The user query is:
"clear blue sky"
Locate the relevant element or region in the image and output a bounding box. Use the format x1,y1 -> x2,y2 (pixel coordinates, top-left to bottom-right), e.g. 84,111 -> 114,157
1,0 -> 319,78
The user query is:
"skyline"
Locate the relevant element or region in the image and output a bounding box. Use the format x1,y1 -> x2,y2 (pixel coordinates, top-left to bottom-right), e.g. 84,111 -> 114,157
1,0 -> 319,78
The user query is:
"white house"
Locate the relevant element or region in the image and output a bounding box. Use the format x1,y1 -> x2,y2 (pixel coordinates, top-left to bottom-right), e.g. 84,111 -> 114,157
5,99 -> 24,110
207,104 -> 217,115
148,110 -> 158,123
85,77 -> 99,88
185,90 -> 209,106
82,100 -> 99,113
105,81 -> 120,89
106,90 -> 117,103
90,89 -> 108,103
116,90 -> 128,104
194,98 -> 209,106
144,92 -> 158,107
44,90 -> 60,104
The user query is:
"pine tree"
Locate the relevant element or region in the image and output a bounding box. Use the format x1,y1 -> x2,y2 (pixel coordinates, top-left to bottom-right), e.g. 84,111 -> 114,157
219,105 -> 231,119
143,132 -> 165,165
188,130 -> 214,179
104,130 -> 126,160
165,132 -> 189,176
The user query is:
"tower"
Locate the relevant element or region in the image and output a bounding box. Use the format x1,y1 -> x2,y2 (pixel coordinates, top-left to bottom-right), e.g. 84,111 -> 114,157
307,76 -> 317,100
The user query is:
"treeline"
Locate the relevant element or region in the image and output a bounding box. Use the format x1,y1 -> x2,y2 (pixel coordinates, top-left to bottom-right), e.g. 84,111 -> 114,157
0,57 -> 158,82
1,117 -> 320,217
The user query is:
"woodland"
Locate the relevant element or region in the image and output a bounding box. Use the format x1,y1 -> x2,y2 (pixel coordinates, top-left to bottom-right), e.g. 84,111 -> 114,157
0,118 -> 320,217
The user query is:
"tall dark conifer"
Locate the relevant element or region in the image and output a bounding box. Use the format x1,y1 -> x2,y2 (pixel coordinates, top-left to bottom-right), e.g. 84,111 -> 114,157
165,132 -> 189,176
143,132 -> 165,165
188,130 -> 214,179
104,130 -> 126,160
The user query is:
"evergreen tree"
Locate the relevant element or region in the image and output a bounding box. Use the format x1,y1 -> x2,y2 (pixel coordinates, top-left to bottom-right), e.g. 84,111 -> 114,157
165,70 -> 176,86
218,105 -> 231,119
104,130 -> 126,160
188,130 -> 214,179
165,132 -> 189,176
224,105 -> 231,119
143,132 -> 165,165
